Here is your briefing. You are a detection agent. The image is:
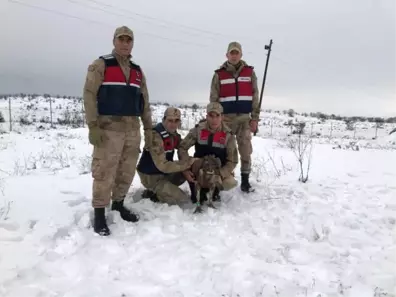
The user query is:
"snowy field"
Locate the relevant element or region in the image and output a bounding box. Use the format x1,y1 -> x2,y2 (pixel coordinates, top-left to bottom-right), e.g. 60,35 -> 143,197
1,96 -> 395,150
0,98 -> 395,296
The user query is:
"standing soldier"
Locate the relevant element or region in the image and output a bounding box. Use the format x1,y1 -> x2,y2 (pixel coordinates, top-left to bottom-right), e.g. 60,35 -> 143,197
136,107 -> 197,205
178,102 -> 238,203
209,41 -> 260,193
83,25 -> 153,236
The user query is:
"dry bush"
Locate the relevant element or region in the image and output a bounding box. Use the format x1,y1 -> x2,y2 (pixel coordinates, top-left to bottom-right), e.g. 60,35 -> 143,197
57,108 -> 84,128
78,155 -> 92,174
12,140 -> 72,176
0,176 -> 10,221
288,133 -> 314,183
0,197 -> 12,221
250,151 -> 293,198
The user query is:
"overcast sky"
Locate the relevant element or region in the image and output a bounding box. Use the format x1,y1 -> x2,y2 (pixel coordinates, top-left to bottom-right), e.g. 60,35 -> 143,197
1,0 -> 395,117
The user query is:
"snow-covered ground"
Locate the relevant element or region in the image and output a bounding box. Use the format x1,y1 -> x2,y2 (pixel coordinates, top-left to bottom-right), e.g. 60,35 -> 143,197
1,96 -> 395,150
0,99 -> 395,296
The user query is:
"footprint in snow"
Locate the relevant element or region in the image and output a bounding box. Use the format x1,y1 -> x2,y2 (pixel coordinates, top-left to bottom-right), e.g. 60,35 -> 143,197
0,224 -> 24,242
0,234 -> 24,242
0,221 -> 20,231
63,196 -> 88,207
52,226 -> 71,240
347,172 -> 358,178
73,209 -> 91,228
60,190 -> 81,195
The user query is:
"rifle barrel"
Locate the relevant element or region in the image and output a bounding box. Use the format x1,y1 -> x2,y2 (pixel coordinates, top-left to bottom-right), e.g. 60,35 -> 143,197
254,39 -> 273,136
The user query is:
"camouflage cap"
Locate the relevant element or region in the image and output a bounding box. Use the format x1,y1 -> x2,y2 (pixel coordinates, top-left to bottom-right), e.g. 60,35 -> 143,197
164,107 -> 181,120
227,41 -> 242,53
206,102 -> 223,115
114,26 -> 134,39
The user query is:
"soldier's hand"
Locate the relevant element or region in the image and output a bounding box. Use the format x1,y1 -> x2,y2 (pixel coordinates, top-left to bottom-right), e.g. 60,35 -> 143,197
250,120 -> 258,133
182,170 -> 195,183
188,157 -> 200,167
88,126 -> 105,146
190,157 -> 203,175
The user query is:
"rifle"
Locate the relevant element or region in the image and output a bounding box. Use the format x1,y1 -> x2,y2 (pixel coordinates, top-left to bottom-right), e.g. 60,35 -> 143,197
254,39 -> 273,136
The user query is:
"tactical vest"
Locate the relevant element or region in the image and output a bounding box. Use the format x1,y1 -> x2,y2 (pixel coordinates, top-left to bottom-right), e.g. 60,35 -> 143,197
137,123 -> 180,175
97,54 -> 144,116
194,124 -> 229,166
216,66 -> 254,114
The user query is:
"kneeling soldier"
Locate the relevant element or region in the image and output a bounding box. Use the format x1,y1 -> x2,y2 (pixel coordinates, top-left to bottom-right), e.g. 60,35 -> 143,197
178,102 -> 238,202
136,107 -> 196,205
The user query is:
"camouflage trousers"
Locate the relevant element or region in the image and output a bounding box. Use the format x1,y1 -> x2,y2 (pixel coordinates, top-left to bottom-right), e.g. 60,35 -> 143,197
224,117 -> 252,174
221,175 -> 238,191
91,128 -> 141,208
138,171 -> 189,205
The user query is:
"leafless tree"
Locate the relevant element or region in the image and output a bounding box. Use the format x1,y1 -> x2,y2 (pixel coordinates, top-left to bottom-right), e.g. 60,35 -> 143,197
288,133 -> 314,183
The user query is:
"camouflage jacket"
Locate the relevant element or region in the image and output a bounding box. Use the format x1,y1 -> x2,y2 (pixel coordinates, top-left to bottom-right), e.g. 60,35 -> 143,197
148,129 -> 194,173
83,49 -> 152,131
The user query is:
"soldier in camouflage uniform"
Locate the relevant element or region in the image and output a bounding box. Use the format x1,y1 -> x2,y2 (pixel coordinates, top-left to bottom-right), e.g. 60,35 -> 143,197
136,107 -> 197,205
83,25 -> 153,236
209,41 -> 260,193
178,102 -> 238,202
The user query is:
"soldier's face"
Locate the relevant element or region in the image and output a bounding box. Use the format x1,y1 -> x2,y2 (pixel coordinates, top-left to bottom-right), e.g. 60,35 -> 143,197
164,118 -> 180,133
207,112 -> 222,130
226,50 -> 242,65
113,36 -> 133,57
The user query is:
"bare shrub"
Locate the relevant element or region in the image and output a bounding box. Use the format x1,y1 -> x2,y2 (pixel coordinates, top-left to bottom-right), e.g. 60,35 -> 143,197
292,122 -> 306,134
0,189 -> 12,221
332,140 -> 360,151
288,133 -> 314,183
12,140 -> 72,176
13,158 -> 29,176
39,116 -> 51,124
44,142 -> 71,170
250,151 -> 292,197
0,200 -> 12,221
78,155 -> 92,174
0,111 -> 5,123
344,119 -> 355,131
57,108 -> 84,127
19,115 -> 33,126
251,155 -> 279,185
12,152 -> 42,176
0,178 -> 11,221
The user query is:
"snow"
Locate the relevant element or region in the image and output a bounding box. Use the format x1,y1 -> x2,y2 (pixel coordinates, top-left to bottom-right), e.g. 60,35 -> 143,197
0,98 -> 395,297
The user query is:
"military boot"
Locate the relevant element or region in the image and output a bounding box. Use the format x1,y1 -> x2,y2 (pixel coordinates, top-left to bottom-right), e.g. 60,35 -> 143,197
241,173 -> 255,193
212,187 -> 221,201
111,199 -> 139,222
93,208 -> 110,236
149,192 -> 159,203
142,189 -> 155,198
142,189 -> 159,203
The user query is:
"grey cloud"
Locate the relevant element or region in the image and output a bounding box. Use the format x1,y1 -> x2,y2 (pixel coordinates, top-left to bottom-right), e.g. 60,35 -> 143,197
0,0 -> 394,117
